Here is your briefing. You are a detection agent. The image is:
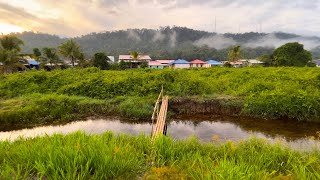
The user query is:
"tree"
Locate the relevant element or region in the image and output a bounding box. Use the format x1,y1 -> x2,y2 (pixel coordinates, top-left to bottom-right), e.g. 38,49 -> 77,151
228,45 -> 242,62
33,48 -> 42,58
119,60 -> 127,70
0,35 -> 25,74
0,34 -> 24,51
59,39 -> 82,67
140,61 -> 148,68
0,49 -> 25,74
130,51 -> 140,68
42,47 -> 59,67
273,42 -> 312,67
92,52 -> 110,70
258,54 -> 273,67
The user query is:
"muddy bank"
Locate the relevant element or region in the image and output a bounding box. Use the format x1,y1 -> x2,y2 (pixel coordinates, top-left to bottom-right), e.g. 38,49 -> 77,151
169,96 -> 244,117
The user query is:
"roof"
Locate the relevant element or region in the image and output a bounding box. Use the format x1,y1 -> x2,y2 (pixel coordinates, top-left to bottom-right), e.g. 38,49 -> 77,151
190,60 -> 207,64
107,56 -> 115,62
27,59 -> 40,65
169,59 -> 190,65
230,61 -> 243,65
248,59 -> 264,64
207,60 -> 223,65
119,55 -> 152,60
155,60 -> 175,64
149,61 -> 164,66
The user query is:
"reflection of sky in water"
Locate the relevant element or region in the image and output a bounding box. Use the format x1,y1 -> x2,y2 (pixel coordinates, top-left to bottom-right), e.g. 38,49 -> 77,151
1,118 -> 319,151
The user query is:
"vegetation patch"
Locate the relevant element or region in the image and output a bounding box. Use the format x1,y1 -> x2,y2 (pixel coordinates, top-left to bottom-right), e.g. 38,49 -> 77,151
0,132 -> 319,179
1,67 -> 320,124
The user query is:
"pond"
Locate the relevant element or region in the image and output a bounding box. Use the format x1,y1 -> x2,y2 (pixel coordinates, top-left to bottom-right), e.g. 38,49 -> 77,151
1,115 -> 320,151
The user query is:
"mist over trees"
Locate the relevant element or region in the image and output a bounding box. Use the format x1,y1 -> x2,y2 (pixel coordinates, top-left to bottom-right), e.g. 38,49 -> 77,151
13,27 -> 320,60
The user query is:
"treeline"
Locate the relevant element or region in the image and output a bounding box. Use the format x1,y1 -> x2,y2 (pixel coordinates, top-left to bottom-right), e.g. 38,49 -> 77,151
14,27 -> 320,60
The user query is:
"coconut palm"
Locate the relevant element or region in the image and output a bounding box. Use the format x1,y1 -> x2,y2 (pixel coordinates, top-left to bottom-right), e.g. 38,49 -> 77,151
0,34 -> 24,51
228,45 -> 242,62
42,47 -> 59,68
58,39 -> 82,67
130,51 -> 140,68
0,49 -> 25,74
0,35 -> 25,74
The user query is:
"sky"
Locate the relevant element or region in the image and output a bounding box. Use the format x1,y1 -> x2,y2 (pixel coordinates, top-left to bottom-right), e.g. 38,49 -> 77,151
0,0 -> 320,37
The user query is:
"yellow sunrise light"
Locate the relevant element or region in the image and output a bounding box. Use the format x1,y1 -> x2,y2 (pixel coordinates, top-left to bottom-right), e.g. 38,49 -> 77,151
0,24 -> 24,34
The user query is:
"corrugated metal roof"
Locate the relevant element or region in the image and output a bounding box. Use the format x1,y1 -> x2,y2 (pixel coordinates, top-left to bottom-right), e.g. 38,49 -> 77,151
190,60 -> 207,64
149,61 -> 164,66
119,55 -> 152,60
169,59 -> 190,65
155,60 -> 175,64
27,59 -> 40,65
207,60 -> 223,65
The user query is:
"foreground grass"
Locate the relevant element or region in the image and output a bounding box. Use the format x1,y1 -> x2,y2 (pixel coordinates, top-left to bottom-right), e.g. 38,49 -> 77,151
1,67 -> 320,123
0,132 -> 319,179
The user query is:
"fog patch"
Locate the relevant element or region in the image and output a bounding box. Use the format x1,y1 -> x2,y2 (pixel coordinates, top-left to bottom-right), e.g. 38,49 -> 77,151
243,34 -> 320,50
127,29 -> 141,41
169,31 -> 177,47
194,35 -> 237,49
152,30 -> 166,42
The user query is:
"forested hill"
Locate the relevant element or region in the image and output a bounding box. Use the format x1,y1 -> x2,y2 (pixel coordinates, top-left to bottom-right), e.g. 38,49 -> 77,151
15,27 -> 320,60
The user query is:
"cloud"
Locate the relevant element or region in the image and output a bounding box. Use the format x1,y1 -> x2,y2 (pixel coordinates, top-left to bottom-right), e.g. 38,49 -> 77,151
152,30 -> 166,42
169,31 -> 177,47
244,34 -> 320,50
127,29 -> 141,41
194,35 -> 237,49
0,0 -> 320,37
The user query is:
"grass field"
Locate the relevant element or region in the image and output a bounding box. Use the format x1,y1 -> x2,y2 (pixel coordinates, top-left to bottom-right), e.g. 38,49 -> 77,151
1,67 -> 320,128
0,132 -> 319,179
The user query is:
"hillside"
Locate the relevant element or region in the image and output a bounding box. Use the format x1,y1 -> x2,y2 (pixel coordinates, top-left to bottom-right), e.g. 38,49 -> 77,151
14,27 -> 320,60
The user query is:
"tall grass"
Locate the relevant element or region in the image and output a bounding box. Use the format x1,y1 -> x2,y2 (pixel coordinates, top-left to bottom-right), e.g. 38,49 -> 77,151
0,132 -> 319,179
0,94 -> 154,130
1,67 -> 320,121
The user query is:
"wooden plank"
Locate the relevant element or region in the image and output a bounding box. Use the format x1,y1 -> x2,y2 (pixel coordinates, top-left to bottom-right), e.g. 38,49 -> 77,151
152,96 -> 168,139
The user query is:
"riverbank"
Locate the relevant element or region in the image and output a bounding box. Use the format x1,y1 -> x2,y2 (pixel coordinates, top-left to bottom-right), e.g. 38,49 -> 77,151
1,132 -> 319,179
1,67 -> 320,128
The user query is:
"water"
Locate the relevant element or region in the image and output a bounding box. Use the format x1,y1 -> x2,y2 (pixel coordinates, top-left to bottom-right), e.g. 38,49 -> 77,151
1,116 -> 320,151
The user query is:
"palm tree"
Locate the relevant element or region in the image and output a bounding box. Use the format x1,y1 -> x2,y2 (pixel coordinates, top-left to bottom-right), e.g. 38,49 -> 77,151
228,45 -> 242,62
0,49 -> 25,74
58,39 -> 82,67
42,47 -> 59,68
130,51 -> 140,68
0,34 -> 24,51
0,35 -> 25,74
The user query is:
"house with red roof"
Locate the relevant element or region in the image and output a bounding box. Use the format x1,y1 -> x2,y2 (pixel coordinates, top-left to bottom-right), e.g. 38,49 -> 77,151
190,60 -> 209,68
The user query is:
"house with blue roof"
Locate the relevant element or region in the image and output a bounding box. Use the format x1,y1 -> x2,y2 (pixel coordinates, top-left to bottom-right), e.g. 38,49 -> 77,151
168,59 -> 190,69
206,60 -> 223,67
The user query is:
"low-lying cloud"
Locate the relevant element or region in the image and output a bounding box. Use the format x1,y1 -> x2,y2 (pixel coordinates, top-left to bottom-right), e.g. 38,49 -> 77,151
194,33 -> 320,50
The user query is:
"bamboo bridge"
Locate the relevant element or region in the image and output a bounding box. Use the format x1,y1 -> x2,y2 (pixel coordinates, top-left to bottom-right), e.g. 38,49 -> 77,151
151,87 -> 168,139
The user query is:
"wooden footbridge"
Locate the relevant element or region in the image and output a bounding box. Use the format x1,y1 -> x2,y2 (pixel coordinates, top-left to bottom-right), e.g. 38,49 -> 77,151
151,87 -> 169,139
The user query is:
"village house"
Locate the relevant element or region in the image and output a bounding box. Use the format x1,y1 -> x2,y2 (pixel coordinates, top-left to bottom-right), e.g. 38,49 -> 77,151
148,61 -> 165,69
190,60 -> 208,68
119,55 -> 152,68
22,56 -> 40,70
148,60 -> 174,69
206,60 -> 223,67
239,59 -> 264,67
313,60 -> 320,67
107,56 -> 115,63
230,61 -> 243,68
168,59 -> 190,69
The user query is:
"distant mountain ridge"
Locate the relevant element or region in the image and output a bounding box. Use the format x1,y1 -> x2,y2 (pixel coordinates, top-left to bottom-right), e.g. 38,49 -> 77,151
14,27 -> 320,59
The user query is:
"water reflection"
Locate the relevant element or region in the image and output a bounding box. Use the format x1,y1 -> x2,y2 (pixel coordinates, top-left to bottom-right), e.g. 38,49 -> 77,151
1,117 -> 320,151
